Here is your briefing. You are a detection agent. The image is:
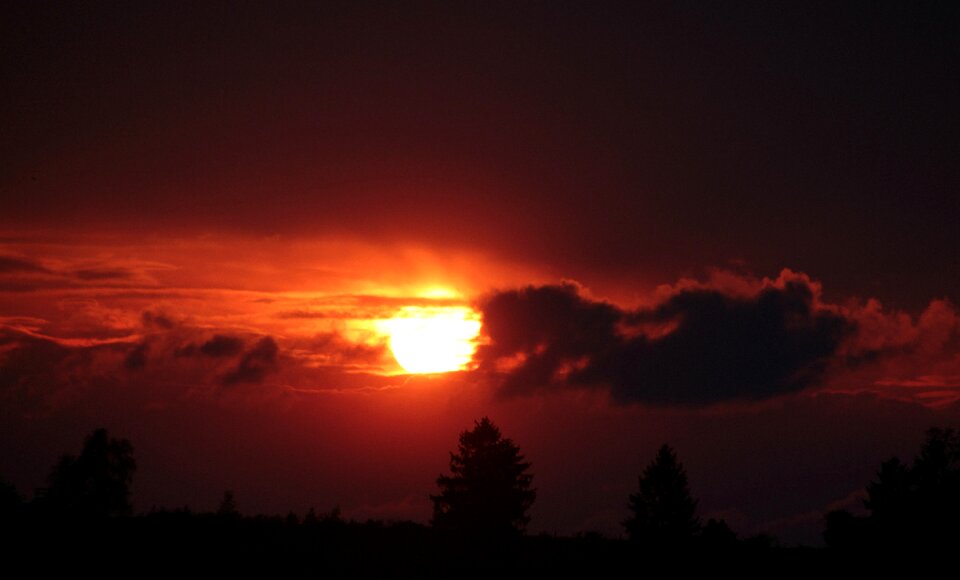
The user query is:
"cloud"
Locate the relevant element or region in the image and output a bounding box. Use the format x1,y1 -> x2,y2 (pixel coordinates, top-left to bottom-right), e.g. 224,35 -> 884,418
141,311 -> 175,330
0,255 -> 49,273
0,298 -> 400,411
222,337 -> 279,386
0,253 -> 164,293
124,341 -> 149,370
73,268 -> 134,281
476,272 -> 854,406
839,297 -> 960,359
295,332 -> 388,367
199,335 -> 245,358
277,310 -> 333,319
821,296 -> 960,406
0,330 -> 71,396
276,295 -> 470,322
0,328 -> 127,411
0,254 -> 62,292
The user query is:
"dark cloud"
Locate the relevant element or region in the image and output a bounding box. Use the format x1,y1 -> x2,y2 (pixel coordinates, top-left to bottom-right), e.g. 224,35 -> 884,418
0,313 -> 393,409
476,280 -> 853,406
0,254 -> 61,292
141,311 -> 175,330
0,330 -> 71,396
173,335 -> 245,359
199,335 -> 245,358
0,278 -> 72,292
0,258 -> 143,292
74,268 -> 133,281
304,332 -> 387,366
0,329 -> 120,410
222,337 -> 279,386
123,341 -> 148,370
0,255 -> 48,273
277,310 -> 330,319
277,296 -> 469,322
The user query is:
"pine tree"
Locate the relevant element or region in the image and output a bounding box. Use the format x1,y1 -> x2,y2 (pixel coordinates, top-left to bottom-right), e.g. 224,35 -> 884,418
624,444 -> 700,547
431,417 -> 536,537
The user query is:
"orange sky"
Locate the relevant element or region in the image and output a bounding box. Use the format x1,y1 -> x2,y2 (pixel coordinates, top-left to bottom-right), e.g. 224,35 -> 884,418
2,228 -> 960,546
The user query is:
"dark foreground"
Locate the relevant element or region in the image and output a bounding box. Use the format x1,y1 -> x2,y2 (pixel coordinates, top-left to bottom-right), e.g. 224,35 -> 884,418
3,512 -> 878,576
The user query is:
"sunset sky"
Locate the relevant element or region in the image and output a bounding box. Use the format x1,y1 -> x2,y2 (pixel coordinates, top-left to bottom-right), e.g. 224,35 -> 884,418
2,2 -> 959,545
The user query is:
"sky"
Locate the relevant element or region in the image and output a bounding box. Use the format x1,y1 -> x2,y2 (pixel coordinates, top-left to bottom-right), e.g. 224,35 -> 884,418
2,2 -> 959,545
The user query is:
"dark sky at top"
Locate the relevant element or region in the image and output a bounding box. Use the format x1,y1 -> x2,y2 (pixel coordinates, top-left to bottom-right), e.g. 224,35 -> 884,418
4,1 -> 958,309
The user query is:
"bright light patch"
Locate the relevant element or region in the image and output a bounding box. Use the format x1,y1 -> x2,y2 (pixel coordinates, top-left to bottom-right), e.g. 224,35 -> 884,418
381,306 -> 482,374
419,286 -> 460,299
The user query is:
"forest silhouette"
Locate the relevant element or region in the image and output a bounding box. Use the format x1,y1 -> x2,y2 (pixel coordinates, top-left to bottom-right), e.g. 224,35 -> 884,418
824,427 -> 960,551
2,422 -> 957,571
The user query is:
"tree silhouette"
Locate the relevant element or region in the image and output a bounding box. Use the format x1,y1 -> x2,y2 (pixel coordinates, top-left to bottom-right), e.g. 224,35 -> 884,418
431,417 -> 535,537
624,444 -> 700,547
0,479 -> 25,520
701,517 -> 737,550
216,490 -> 240,518
43,428 -> 136,518
871,427 -> 959,545
825,426 -> 960,549
863,456 -> 912,526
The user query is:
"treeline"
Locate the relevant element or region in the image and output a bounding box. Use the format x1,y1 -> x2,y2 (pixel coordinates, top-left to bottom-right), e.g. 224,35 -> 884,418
824,427 -> 960,551
2,423 -> 958,570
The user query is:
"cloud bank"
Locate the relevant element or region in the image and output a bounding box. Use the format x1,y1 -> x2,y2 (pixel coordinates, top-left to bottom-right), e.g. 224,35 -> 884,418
476,270 -> 959,406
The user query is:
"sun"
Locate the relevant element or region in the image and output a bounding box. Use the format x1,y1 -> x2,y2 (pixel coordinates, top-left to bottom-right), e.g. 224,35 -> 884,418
381,306 -> 482,374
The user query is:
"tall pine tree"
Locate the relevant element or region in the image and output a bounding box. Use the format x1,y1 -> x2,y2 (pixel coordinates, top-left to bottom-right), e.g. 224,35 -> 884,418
431,417 -> 535,537
624,444 -> 700,547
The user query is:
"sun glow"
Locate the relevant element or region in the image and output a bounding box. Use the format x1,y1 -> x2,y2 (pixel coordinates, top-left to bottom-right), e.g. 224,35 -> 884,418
381,306 -> 482,374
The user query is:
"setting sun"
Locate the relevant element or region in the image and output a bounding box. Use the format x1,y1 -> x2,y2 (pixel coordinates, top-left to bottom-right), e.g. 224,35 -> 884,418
381,306 -> 482,374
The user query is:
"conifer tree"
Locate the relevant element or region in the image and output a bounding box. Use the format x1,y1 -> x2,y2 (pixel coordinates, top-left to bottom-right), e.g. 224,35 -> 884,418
624,444 -> 700,546
431,417 -> 535,537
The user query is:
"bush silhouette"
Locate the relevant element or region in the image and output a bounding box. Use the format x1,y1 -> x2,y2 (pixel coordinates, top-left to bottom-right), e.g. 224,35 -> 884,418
431,417 -> 535,537
42,428 -> 136,518
216,490 -> 240,518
